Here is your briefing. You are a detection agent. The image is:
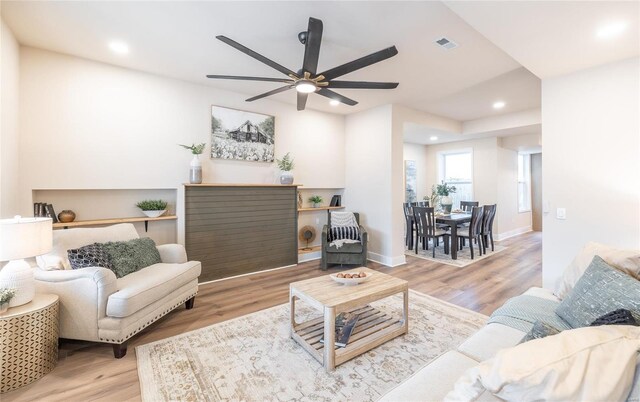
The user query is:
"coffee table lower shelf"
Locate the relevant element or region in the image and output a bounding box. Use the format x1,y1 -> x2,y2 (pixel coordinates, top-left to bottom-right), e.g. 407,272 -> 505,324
291,305 -> 406,368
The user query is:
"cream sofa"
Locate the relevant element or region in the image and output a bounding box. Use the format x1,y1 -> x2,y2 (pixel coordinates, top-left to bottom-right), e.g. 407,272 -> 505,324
381,242 -> 640,401
34,223 -> 201,358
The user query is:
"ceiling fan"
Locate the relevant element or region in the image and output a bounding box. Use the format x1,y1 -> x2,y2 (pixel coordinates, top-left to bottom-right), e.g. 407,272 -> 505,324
206,17 -> 399,111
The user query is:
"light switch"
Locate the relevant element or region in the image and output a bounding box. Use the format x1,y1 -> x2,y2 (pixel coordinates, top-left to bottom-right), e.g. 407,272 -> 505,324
556,208 -> 566,220
543,201 -> 550,214
316,218 -> 320,224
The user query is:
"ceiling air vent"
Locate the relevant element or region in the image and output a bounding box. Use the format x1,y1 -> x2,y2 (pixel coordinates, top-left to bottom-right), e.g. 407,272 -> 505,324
435,37 -> 458,50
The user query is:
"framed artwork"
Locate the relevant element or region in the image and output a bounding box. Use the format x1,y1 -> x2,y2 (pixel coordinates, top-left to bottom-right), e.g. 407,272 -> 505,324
404,160 -> 417,203
211,106 -> 275,162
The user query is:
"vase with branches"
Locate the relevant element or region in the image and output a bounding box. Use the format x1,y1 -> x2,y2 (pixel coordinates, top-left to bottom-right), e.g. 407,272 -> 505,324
275,152 -> 295,184
435,181 -> 457,213
179,143 -> 206,184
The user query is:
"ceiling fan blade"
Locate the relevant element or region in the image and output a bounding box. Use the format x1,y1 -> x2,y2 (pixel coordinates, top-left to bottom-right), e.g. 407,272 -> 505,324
316,88 -> 358,106
302,17 -> 323,75
327,81 -> 398,89
206,74 -> 294,84
246,85 -> 293,102
217,35 -> 297,77
318,46 -> 398,81
297,92 -> 308,111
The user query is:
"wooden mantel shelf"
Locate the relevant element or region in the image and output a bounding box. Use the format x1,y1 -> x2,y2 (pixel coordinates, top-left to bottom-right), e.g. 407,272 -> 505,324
53,215 -> 177,231
298,206 -> 345,212
184,183 -> 301,187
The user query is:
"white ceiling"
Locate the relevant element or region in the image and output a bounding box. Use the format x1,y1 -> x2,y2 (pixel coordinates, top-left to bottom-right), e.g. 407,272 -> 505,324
415,67 -> 540,121
403,122 -> 541,145
446,1 -> 640,79
1,1 -> 531,116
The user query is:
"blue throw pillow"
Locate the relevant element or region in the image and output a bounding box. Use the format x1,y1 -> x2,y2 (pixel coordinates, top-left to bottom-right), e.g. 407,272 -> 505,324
556,256 -> 640,328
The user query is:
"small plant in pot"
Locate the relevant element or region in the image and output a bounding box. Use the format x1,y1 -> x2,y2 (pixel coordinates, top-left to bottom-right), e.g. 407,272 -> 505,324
0,288 -> 16,313
136,200 -> 168,218
435,182 -> 457,213
179,143 -> 206,184
275,152 -> 295,185
309,195 -> 323,208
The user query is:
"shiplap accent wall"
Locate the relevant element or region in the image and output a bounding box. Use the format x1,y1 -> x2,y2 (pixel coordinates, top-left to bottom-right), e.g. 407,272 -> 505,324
185,185 -> 298,282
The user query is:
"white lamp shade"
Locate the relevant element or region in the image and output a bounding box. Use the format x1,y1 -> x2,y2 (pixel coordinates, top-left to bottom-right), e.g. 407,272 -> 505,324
0,217 -> 53,261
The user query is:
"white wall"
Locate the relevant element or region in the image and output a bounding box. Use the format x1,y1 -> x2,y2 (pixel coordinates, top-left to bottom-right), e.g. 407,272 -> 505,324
17,47 -> 346,243
344,105 -> 398,265
0,19 -> 20,217
542,57 -> 640,289
402,143 -> 428,200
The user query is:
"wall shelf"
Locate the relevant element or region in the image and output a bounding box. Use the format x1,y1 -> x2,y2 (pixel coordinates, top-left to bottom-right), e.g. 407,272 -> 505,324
53,215 -> 177,231
297,206 -> 345,212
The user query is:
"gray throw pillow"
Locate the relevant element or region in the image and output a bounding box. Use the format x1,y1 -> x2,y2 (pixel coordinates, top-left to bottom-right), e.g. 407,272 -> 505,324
67,243 -> 113,270
102,237 -> 161,278
556,256 -> 640,328
520,320 -> 562,343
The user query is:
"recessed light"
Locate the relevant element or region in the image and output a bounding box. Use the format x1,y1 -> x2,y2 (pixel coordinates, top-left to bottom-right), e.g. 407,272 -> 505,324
596,22 -> 627,39
108,41 -> 129,55
430,136 -> 438,141
329,100 -> 340,106
493,101 -> 505,109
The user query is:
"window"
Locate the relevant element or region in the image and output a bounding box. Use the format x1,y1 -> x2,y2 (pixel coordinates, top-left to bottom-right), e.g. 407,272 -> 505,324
438,150 -> 473,208
518,153 -> 532,212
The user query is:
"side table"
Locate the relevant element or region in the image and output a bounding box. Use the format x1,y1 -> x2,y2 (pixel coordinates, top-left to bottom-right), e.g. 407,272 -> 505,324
0,294 -> 59,393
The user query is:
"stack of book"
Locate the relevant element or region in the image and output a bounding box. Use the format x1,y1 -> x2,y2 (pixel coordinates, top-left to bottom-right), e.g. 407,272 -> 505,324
34,203 -> 58,223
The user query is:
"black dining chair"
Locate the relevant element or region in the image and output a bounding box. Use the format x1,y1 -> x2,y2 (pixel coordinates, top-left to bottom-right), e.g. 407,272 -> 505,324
403,202 -> 415,250
457,206 -> 484,259
413,207 -> 449,258
411,201 -> 430,208
481,204 -> 497,253
460,201 -> 479,212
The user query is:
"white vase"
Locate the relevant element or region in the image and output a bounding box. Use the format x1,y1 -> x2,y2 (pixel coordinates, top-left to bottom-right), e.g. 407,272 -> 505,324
0,303 -> 8,313
142,210 -> 166,218
190,154 -> 202,184
280,171 -> 294,185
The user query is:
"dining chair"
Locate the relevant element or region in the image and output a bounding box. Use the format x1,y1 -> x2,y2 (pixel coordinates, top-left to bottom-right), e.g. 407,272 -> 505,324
411,201 -> 430,207
457,206 -> 484,259
403,202 -> 415,250
413,207 -> 450,258
460,201 -> 479,212
481,204 -> 497,253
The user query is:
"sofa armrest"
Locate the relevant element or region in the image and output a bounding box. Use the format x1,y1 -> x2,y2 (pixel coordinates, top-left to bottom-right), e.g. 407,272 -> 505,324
34,267 -> 117,341
156,244 -> 188,264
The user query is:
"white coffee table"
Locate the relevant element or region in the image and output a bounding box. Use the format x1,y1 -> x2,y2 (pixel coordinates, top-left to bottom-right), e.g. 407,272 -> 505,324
289,268 -> 408,371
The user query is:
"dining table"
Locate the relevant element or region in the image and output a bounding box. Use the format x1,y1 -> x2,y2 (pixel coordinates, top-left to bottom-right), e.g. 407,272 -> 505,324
407,211 -> 472,260
434,212 -> 472,260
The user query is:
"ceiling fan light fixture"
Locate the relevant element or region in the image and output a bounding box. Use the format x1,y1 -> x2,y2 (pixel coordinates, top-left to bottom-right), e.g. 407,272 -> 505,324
295,80 -> 317,94
329,99 -> 340,106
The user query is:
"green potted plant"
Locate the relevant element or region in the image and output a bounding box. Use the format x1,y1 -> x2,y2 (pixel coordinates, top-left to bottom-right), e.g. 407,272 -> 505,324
435,181 -> 457,213
308,195 -> 323,208
0,288 -> 16,313
275,152 -> 295,185
136,200 -> 169,218
179,143 -> 206,184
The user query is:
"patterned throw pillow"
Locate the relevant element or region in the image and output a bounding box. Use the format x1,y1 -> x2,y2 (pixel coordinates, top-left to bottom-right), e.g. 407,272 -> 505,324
102,237 -> 162,278
67,243 -> 113,270
556,256 -> 640,328
328,226 -> 360,242
520,320 -> 561,343
590,309 -> 638,327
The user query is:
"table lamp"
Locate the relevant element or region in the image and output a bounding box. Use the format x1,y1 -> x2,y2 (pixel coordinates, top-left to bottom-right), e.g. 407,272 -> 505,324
0,216 -> 52,307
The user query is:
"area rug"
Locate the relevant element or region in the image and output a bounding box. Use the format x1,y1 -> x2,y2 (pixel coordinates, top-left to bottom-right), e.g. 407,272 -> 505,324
405,241 -> 507,267
136,290 -> 487,402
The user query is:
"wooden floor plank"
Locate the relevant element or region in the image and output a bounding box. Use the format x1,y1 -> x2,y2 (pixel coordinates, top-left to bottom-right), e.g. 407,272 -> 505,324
3,231 -> 541,402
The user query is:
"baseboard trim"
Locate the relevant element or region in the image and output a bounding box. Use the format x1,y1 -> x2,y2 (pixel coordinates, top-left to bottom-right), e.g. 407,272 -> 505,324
367,252 -> 406,267
298,251 -> 321,263
496,226 -> 532,241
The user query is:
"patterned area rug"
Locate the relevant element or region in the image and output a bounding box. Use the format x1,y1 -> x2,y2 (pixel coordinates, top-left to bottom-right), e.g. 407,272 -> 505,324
136,290 -> 487,402
405,241 -> 507,267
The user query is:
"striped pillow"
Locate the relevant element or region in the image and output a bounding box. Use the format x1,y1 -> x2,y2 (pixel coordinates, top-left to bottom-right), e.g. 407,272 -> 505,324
329,226 -> 361,242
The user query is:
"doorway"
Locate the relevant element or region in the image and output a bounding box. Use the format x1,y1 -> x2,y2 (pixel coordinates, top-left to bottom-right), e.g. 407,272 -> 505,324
531,153 -> 542,231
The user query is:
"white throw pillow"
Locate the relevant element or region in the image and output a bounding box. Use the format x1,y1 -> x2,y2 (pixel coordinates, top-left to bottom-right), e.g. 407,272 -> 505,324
554,242 -> 640,299
445,326 -> 640,402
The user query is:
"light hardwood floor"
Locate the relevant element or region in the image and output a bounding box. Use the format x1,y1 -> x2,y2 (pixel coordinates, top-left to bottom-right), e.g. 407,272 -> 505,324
5,231 -> 541,402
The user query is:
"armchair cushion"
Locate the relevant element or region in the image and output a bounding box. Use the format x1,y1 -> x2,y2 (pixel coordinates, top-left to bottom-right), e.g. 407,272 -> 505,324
106,261 -> 201,318
326,242 -> 363,254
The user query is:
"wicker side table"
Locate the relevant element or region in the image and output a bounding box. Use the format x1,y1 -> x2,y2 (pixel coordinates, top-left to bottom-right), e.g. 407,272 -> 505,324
0,294 -> 59,393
